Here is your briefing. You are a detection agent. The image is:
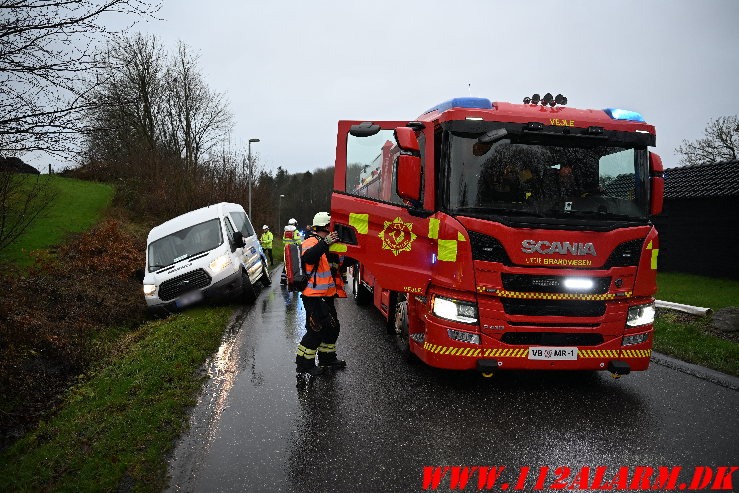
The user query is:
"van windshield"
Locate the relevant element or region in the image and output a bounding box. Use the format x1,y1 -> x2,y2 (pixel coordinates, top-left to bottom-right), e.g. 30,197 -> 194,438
148,218 -> 223,272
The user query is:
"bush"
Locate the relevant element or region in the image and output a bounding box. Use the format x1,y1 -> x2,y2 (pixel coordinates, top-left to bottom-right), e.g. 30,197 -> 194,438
0,219 -> 147,448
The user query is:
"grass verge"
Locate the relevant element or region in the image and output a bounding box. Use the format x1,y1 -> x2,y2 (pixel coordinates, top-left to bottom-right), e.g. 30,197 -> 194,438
655,272 -> 738,376
657,272 -> 739,310
0,175 -> 114,267
0,305 -> 234,492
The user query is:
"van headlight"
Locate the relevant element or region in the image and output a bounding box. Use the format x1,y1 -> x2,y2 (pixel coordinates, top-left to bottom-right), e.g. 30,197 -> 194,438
626,302 -> 656,327
143,284 -> 157,296
432,295 -> 479,324
210,254 -> 232,273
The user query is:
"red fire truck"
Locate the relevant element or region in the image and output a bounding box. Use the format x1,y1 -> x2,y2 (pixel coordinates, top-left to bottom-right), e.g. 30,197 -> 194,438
330,94 -> 663,377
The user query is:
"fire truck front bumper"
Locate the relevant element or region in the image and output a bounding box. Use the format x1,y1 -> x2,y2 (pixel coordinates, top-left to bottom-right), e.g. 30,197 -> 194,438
412,322 -> 653,374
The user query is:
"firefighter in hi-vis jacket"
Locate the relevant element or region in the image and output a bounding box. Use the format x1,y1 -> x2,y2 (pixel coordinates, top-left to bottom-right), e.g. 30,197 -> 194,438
295,212 -> 348,376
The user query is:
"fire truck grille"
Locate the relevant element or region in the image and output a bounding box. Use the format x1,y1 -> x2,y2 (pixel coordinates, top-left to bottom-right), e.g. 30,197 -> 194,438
469,231 -> 511,264
501,298 -> 606,317
501,332 -> 604,346
501,274 -> 611,294
158,269 -> 211,301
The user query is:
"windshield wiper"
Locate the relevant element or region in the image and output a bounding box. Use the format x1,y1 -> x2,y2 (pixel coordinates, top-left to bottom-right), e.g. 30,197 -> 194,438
186,249 -> 212,260
455,206 -> 544,217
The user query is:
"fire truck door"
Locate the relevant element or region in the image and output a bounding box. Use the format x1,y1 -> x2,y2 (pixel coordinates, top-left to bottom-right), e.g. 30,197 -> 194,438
331,120 -> 434,296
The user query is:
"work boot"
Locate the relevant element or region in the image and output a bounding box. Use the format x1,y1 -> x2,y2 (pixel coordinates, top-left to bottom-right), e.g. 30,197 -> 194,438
296,365 -> 324,376
319,358 -> 347,370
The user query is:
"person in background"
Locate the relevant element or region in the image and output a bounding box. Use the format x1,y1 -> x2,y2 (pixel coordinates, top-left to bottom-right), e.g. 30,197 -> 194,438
295,212 -> 349,376
260,225 -> 273,266
281,218 -> 301,285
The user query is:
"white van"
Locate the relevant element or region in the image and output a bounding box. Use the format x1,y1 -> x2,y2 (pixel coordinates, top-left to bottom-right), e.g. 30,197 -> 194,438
141,202 -> 271,312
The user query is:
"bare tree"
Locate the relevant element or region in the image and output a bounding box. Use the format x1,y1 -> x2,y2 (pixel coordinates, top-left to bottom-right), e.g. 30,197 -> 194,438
676,115 -> 739,166
0,0 -> 160,157
164,42 -> 232,171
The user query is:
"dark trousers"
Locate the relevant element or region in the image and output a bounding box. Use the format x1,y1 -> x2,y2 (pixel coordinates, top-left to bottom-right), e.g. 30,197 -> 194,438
296,296 -> 340,368
264,248 -> 273,265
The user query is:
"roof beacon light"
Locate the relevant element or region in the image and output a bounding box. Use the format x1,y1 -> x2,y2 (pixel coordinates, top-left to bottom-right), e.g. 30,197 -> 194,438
424,97 -> 492,115
604,108 -> 645,122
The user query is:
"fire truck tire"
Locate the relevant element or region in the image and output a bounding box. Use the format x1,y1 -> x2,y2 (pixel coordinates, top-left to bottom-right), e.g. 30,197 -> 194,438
385,291 -> 397,334
352,267 -> 371,305
393,296 -> 412,359
241,269 -> 257,304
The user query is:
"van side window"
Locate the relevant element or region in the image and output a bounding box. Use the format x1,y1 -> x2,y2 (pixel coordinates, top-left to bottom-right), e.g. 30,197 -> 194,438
223,216 -> 236,241
230,211 -> 255,237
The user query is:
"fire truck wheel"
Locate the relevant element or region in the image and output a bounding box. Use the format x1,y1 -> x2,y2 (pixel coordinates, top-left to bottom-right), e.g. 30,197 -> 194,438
241,269 -> 257,304
385,291 -> 397,334
393,296 -> 411,359
352,268 -> 371,305
260,259 -> 272,287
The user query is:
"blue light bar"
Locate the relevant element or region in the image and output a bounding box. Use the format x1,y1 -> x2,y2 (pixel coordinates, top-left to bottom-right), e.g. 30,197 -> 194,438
424,97 -> 492,115
604,108 -> 645,122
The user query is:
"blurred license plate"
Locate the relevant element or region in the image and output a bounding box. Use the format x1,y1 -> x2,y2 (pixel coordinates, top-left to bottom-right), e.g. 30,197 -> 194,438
528,347 -> 578,360
176,290 -> 203,308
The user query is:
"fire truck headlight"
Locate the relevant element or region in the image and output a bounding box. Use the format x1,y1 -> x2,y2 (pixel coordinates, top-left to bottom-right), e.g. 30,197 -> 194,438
563,277 -> 594,291
432,296 -> 479,324
626,302 -> 656,327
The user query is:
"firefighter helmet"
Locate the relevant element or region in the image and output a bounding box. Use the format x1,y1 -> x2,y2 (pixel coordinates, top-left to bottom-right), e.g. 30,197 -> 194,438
288,218 -> 297,225
312,212 -> 331,227
263,225 -> 269,230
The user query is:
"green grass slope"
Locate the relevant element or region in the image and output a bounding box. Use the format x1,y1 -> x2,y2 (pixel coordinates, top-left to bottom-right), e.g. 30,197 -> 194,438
0,175 -> 114,267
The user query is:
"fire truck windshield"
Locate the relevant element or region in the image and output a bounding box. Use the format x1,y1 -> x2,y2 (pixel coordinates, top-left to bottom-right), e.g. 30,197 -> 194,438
441,124 -> 650,223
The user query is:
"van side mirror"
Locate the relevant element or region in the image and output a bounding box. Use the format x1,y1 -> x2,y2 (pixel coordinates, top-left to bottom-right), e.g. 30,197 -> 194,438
396,154 -> 422,204
135,268 -> 145,282
232,231 -> 245,249
649,151 -> 664,216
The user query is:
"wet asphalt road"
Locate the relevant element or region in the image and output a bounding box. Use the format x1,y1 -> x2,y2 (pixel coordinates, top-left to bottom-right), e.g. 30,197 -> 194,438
166,267 -> 739,492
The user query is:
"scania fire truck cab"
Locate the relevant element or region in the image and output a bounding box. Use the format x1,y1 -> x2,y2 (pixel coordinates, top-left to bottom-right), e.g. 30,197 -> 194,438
330,96 -> 664,377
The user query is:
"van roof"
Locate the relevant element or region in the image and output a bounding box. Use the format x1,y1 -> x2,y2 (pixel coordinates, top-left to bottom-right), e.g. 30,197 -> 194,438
147,202 -> 244,243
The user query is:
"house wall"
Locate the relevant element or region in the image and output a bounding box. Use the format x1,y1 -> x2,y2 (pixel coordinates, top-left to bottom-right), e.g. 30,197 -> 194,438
651,197 -> 739,279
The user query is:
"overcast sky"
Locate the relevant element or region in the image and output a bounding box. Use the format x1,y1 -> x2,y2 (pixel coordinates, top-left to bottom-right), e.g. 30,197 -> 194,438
38,0 -> 739,174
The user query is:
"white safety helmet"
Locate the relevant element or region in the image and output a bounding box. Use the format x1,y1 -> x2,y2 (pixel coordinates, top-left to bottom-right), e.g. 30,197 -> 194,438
288,218 -> 297,225
312,211 -> 331,227
263,225 -> 269,230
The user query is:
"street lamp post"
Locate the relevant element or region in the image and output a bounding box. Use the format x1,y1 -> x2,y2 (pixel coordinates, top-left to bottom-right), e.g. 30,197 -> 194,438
278,194 -> 285,233
247,138 -> 260,218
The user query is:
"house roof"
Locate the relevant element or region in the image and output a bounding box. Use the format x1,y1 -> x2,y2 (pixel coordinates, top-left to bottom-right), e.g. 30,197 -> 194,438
664,160 -> 739,199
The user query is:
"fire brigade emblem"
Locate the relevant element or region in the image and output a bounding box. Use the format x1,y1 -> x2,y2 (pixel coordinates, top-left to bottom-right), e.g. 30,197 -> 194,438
378,217 -> 417,256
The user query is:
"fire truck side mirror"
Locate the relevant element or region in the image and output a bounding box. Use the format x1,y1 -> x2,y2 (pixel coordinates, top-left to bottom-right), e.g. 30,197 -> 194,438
394,127 -> 420,153
349,122 -> 381,137
396,154 -> 422,204
649,151 -> 664,216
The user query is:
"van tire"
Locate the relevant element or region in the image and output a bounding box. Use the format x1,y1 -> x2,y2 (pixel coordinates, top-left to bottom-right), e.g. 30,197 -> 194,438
241,269 -> 257,304
260,260 -> 272,287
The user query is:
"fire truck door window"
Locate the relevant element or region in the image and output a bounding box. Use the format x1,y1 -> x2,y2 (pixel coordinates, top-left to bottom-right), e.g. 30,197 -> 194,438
346,130 -> 403,204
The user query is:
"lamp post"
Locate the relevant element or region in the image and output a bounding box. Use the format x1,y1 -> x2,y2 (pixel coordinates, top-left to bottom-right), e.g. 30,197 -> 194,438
278,194 -> 285,234
247,138 -> 260,218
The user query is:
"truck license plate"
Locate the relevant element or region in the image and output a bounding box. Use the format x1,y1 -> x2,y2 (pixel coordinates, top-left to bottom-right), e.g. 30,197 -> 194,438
176,290 -> 203,308
528,347 -> 578,360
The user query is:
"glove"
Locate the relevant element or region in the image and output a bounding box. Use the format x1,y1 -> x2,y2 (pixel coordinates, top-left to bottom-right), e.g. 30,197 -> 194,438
323,232 -> 339,245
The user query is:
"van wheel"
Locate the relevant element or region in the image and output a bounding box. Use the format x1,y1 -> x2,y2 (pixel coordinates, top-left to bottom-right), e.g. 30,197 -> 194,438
393,295 -> 411,359
241,269 -> 257,304
352,267 -> 371,305
260,260 -> 272,286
